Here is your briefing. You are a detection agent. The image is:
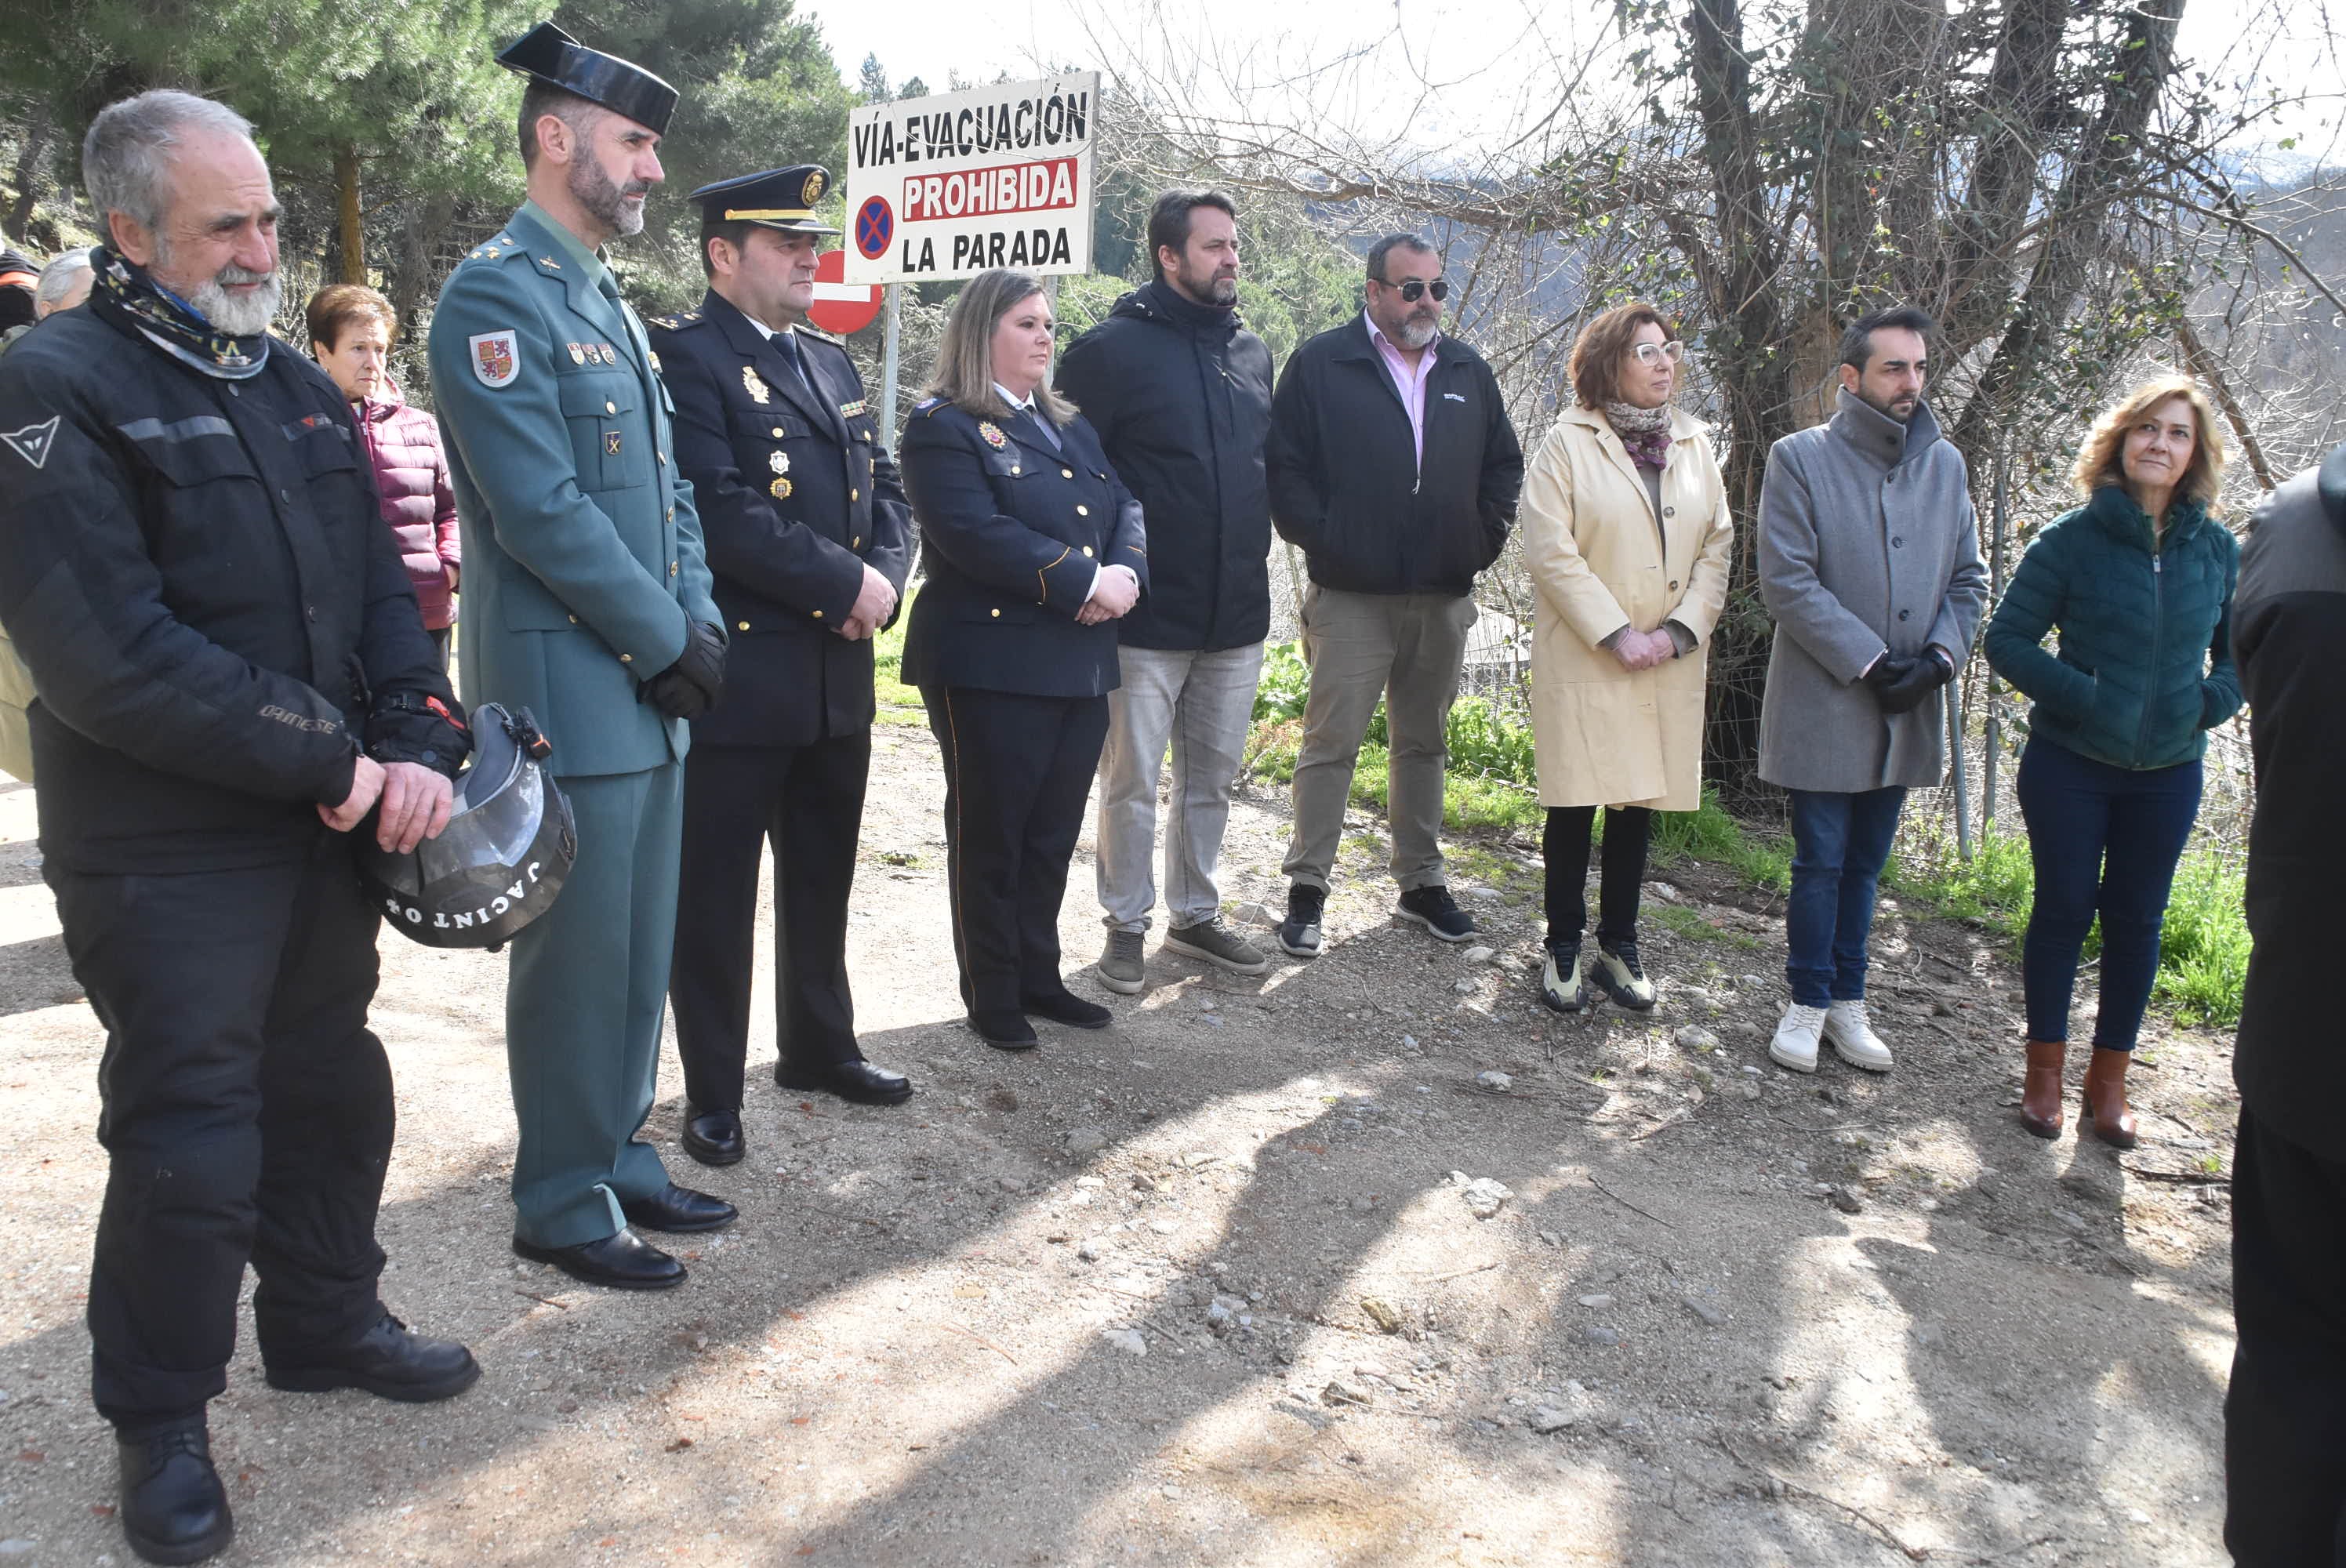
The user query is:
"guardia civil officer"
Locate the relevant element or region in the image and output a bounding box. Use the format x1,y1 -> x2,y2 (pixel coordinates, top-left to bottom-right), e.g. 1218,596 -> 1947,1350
900,269 -> 1148,1050
648,168 -> 916,1166
429,21 -> 733,1291
0,91 -> 476,1565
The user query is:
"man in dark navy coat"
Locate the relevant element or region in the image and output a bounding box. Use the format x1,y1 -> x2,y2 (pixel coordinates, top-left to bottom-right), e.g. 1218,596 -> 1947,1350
648,165 -> 915,1165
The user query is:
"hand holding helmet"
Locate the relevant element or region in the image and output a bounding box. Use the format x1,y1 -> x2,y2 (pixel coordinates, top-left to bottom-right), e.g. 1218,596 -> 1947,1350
360,704 -> 576,949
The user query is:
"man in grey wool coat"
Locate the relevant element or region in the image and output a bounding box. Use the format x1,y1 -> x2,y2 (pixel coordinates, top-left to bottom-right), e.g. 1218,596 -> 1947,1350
1756,306 -> 1988,1075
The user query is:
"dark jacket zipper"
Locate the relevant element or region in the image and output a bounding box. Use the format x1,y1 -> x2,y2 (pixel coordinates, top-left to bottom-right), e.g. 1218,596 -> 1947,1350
2131,530 -> 2164,768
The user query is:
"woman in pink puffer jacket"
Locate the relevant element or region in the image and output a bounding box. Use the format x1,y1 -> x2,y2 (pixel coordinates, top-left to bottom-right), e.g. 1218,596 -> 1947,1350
306,284 -> 461,667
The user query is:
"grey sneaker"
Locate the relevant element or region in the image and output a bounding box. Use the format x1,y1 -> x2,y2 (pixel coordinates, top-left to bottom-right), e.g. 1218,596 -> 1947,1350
1096,928 -> 1146,995
1164,916 -> 1270,975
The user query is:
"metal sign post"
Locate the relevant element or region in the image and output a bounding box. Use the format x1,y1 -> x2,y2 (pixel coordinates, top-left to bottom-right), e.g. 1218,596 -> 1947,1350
881,281 -> 900,439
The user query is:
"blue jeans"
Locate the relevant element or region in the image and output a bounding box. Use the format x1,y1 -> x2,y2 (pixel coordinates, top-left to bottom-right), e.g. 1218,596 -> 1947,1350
1786,786 -> 1908,1007
2016,735 -> 2202,1051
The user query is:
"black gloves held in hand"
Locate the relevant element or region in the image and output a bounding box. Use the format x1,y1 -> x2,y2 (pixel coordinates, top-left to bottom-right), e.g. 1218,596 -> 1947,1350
639,621 -> 727,721
1872,650 -> 1952,715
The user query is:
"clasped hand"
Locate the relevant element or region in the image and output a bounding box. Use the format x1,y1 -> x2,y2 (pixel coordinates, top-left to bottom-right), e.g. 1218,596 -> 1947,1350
1862,651 -> 1951,714
837,564 -> 898,641
1076,565 -> 1139,626
1610,626 -> 1676,673
640,621 -> 728,720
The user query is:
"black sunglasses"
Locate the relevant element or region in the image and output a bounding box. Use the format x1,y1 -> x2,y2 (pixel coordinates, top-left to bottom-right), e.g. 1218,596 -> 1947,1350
1378,277 -> 1449,303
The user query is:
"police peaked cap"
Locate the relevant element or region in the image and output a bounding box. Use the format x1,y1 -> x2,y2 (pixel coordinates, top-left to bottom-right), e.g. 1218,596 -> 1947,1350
496,21 -> 678,137
688,167 -> 841,234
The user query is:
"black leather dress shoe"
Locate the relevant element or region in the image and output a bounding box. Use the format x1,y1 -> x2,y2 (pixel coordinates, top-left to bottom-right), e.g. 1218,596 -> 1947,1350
263,1312 -> 481,1402
777,1058 -> 915,1105
117,1418 -> 232,1565
1023,988 -> 1112,1029
969,1008 -> 1039,1049
681,1105 -> 745,1166
619,1182 -> 738,1233
513,1229 -> 686,1290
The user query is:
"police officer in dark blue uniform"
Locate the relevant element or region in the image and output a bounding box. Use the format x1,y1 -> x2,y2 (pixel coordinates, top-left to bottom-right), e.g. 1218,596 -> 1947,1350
648,168 -> 916,1163
899,269 -> 1149,1050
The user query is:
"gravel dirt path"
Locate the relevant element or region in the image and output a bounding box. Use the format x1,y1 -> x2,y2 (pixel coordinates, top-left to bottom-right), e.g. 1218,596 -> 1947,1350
0,727 -> 2241,1566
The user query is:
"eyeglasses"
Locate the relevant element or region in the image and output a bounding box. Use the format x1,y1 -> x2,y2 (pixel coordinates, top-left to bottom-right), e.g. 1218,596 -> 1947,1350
1379,277 -> 1449,303
1632,341 -> 1686,366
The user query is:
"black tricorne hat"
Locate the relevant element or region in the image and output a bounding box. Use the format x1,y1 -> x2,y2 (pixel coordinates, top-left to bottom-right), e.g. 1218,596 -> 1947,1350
687,167 -> 841,234
496,20 -> 678,138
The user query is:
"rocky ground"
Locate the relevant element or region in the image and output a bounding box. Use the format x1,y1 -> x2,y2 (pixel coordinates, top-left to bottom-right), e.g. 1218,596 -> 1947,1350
0,723 -> 2242,1566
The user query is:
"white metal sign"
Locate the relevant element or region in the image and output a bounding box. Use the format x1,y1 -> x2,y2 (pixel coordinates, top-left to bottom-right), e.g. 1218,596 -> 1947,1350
843,73 -> 1099,285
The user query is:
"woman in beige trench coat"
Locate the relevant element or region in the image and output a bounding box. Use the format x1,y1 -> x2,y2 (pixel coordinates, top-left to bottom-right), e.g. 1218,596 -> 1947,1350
1523,303 -> 1734,1013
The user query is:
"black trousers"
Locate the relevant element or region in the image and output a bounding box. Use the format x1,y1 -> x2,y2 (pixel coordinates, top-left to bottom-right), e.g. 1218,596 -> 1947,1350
670,733 -> 871,1109
2226,1106 -> 2346,1566
1542,804 -> 1651,950
48,829 -> 392,1428
921,684 -> 1109,1015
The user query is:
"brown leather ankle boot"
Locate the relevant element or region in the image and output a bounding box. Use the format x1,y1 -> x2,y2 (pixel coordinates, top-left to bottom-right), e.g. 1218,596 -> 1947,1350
2018,1040 -> 2067,1139
2079,1047 -> 2138,1149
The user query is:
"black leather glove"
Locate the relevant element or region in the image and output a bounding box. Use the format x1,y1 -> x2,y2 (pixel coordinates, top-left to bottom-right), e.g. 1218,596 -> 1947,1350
1877,652 -> 1952,714
1861,655 -> 1916,710
639,621 -> 727,721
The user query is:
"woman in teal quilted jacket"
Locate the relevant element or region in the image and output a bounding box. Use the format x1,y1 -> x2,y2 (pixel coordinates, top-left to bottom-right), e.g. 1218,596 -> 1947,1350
1985,376 -> 2241,1148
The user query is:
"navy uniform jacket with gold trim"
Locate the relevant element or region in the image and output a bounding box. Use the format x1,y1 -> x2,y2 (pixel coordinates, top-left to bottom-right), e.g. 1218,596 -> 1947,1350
427,202 -> 718,777
645,292 -> 910,746
899,397 -> 1147,698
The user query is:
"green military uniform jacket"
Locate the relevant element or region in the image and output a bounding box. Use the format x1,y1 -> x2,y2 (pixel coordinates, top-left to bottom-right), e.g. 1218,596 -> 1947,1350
428,201 -> 719,774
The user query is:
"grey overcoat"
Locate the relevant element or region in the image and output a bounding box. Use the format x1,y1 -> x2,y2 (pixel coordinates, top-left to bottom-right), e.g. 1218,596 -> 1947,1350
1756,392 -> 1988,793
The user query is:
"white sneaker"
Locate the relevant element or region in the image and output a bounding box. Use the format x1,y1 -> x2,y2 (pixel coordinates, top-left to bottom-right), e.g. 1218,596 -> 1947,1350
1768,1003 -> 1828,1073
1825,999 -> 1894,1072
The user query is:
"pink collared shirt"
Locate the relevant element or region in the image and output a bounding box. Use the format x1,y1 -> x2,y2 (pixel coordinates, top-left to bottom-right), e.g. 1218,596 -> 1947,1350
1367,314 -> 1440,471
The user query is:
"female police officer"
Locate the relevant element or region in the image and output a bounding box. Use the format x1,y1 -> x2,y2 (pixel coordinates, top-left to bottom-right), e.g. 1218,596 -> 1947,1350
900,270 -> 1148,1049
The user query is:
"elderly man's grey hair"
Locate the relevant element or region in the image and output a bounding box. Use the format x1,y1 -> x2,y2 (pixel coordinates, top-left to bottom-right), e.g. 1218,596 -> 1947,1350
34,247 -> 96,310
82,90 -> 256,234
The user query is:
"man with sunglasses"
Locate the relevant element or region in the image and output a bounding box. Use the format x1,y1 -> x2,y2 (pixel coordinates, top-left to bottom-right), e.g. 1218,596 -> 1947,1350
1266,234 -> 1523,958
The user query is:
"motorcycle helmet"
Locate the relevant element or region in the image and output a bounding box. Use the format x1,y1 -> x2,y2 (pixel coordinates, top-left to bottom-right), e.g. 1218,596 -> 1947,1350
361,703 -> 574,948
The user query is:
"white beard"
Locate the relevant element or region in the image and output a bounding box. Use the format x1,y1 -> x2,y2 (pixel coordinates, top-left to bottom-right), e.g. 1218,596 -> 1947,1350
189,267 -> 281,336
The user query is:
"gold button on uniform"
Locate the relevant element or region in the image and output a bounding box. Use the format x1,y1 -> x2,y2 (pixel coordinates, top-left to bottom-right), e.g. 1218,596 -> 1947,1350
850,488 -> 859,502
812,609 -> 823,619
1075,504 -> 1089,517
668,561 -> 677,576
990,608 -> 1000,619
604,401 -> 616,415
737,620 -> 750,631
568,614 -> 579,624
1009,464 -> 1020,475
772,426 -> 785,438
852,535 -> 860,550
1062,467 -> 1074,479
1081,546 -> 1094,557
619,653 -> 633,663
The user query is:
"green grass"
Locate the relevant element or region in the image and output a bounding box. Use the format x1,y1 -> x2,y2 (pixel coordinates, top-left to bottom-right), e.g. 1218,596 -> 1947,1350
2154,852 -> 2253,1027
1648,788 -> 1792,893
